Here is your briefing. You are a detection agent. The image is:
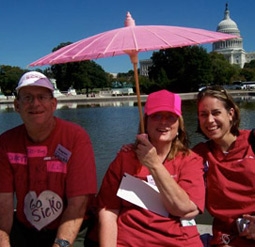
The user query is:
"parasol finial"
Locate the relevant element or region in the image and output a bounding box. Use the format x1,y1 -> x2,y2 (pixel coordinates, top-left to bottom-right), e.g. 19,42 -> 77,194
124,12 -> 136,27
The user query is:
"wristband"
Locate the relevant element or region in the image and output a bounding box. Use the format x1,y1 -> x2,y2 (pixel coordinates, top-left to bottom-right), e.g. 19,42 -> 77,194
54,238 -> 71,247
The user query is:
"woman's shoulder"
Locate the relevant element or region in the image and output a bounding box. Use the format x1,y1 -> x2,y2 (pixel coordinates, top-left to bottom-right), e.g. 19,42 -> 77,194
176,148 -> 204,163
117,147 -> 137,159
239,129 -> 252,137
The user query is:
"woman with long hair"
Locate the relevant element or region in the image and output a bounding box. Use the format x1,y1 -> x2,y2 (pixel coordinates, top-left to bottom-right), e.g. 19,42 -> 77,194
193,86 -> 255,247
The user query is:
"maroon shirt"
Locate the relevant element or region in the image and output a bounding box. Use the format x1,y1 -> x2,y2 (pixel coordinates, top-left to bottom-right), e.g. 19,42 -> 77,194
98,149 -> 205,247
193,130 -> 255,246
0,117 -> 97,229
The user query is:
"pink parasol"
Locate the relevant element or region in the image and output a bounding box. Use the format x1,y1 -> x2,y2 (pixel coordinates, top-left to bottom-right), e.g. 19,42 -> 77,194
29,12 -> 237,133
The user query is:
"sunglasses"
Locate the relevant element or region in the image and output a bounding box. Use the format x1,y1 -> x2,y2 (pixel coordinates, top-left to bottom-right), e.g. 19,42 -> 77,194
197,85 -> 229,101
149,113 -> 178,122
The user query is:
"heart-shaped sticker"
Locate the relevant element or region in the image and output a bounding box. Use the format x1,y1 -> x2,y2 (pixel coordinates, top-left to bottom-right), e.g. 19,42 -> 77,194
24,190 -> 63,230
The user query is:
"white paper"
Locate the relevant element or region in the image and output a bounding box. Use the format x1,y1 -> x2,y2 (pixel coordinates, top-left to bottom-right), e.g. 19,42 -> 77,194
117,173 -> 169,217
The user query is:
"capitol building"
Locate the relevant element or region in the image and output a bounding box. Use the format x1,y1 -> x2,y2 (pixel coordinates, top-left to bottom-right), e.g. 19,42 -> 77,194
213,3 -> 255,68
140,3 -> 255,76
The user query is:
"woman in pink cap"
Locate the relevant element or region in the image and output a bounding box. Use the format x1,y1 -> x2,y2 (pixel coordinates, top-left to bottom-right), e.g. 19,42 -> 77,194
96,90 -> 205,247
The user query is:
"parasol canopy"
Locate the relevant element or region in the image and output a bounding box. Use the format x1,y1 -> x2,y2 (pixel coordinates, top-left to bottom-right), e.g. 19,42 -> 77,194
29,12 -> 237,132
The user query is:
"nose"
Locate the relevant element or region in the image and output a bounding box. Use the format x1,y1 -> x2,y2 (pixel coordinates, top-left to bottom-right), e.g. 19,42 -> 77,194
207,114 -> 215,122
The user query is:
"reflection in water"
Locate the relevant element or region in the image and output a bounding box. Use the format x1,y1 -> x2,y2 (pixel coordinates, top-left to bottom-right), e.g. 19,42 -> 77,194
0,103 -> 14,111
0,100 -> 138,111
52,100 -> 137,110
1,97 -> 255,180
2,95 -> 255,111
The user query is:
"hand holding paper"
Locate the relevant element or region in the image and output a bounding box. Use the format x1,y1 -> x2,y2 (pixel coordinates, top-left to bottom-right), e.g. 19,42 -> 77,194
117,173 -> 169,217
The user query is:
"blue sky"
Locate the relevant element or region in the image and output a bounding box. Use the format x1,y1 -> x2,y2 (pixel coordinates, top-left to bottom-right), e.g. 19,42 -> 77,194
1,0 -> 254,74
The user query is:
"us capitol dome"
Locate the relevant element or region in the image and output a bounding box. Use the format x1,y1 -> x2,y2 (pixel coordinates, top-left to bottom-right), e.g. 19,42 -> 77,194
212,3 -> 255,68
139,3 -> 255,76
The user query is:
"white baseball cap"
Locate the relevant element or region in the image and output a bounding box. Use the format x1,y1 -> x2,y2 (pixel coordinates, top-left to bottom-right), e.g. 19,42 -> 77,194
16,71 -> 54,92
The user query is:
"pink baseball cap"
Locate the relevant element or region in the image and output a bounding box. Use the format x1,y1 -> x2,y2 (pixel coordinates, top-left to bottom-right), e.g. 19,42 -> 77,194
144,90 -> 182,116
16,71 -> 54,92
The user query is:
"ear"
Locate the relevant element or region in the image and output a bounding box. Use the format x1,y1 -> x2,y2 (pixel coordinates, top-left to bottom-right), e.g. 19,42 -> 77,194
52,97 -> 57,110
228,108 -> 235,120
14,99 -> 20,112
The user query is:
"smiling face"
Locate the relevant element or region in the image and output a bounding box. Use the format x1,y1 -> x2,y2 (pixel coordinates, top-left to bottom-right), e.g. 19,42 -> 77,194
197,96 -> 235,142
14,86 -> 57,130
146,111 -> 179,146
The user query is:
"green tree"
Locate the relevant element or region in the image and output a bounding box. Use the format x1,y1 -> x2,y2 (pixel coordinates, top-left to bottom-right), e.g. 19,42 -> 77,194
181,46 -> 213,92
0,66 -> 26,95
242,60 -> 255,81
244,59 -> 255,69
240,68 -> 255,81
209,52 -> 238,85
137,75 -> 154,94
116,70 -> 135,84
50,42 -> 109,93
149,46 -> 213,92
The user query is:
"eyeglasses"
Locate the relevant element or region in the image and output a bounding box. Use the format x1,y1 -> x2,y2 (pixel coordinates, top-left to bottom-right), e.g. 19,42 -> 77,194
18,94 -> 53,104
149,113 -> 178,122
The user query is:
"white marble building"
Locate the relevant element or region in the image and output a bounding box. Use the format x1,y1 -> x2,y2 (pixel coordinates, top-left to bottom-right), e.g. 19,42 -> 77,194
212,3 -> 255,68
140,3 -> 255,75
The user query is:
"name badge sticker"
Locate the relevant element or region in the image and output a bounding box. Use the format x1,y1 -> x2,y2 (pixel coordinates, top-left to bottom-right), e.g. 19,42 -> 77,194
7,152 -> 27,165
147,175 -> 156,186
47,160 -> 67,174
27,146 -> 48,158
54,144 -> 71,163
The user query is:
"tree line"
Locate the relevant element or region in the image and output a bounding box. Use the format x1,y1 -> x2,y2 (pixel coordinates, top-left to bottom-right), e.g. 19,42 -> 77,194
1,43 -> 255,96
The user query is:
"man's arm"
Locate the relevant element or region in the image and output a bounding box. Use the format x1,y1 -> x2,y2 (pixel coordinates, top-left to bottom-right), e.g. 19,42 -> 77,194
53,195 -> 89,246
0,192 -> 14,247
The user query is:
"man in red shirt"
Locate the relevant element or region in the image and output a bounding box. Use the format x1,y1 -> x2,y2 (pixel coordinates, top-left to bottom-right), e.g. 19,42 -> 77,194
0,71 -> 97,247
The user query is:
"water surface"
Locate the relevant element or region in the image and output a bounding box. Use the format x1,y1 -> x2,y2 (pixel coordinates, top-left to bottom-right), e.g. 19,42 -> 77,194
1,97 -> 255,224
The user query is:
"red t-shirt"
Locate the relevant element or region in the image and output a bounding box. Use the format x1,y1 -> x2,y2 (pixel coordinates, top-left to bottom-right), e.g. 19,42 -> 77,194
97,149 -> 205,247
193,130 -> 255,246
0,117 -> 97,229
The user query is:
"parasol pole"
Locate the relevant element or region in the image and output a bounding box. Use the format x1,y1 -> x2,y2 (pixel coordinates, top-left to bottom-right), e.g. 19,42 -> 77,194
124,12 -> 144,133
127,50 -> 145,133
